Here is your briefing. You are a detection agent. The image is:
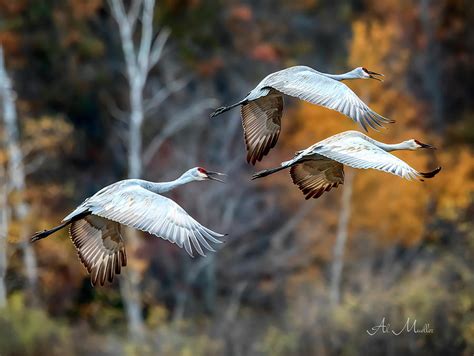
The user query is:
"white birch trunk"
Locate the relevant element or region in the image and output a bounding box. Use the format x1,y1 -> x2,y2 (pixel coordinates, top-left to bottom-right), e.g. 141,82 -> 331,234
329,169 -> 354,306
0,46 -> 38,294
108,0 -> 170,339
120,81 -> 145,338
128,86 -> 144,179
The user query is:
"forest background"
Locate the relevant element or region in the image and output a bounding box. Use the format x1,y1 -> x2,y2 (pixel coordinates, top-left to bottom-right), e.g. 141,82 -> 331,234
0,0 -> 473,355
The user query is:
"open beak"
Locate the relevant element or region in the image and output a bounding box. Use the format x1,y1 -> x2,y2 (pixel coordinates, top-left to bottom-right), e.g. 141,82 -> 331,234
368,70 -> 384,82
417,141 -> 436,150
206,171 -> 226,183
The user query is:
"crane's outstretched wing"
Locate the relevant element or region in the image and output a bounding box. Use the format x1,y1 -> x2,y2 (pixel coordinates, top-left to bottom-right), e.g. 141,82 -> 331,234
264,67 -> 393,131
313,136 -> 438,180
87,186 -> 224,257
241,90 -> 283,164
70,216 -> 127,286
290,160 -> 344,199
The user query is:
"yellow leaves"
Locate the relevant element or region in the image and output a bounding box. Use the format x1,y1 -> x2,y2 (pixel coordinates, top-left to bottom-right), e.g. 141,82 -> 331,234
430,148 -> 474,219
22,115 -> 73,154
273,15 -> 473,253
146,305 -> 169,329
0,292 -> 71,354
0,147 -> 8,166
284,103 -> 354,152
258,326 -> 298,356
349,20 -> 409,78
351,168 -> 432,245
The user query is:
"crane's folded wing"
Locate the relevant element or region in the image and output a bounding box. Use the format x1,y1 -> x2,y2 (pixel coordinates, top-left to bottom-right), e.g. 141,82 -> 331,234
87,186 -> 224,257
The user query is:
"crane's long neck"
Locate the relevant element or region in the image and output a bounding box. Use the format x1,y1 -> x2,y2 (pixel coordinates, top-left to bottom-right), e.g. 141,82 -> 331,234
372,140 -> 411,152
139,173 -> 195,194
322,70 -> 358,81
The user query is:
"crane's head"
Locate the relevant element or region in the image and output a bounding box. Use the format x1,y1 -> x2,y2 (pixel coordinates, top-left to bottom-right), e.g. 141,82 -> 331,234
356,67 -> 384,81
400,139 -> 436,150
412,139 -> 436,150
190,167 -> 226,182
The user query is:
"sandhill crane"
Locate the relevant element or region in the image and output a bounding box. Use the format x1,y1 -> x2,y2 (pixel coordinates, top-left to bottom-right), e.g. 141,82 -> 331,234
211,66 -> 392,165
251,131 -> 441,199
31,167 -> 226,286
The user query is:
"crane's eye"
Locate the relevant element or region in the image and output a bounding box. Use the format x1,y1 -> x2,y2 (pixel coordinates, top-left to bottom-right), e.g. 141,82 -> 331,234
197,167 -> 207,174
362,67 -> 368,73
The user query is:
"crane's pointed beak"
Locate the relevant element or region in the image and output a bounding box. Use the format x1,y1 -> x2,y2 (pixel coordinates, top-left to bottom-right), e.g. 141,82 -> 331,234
368,70 -> 384,82
415,140 -> 436,149
206,171 -> 226,183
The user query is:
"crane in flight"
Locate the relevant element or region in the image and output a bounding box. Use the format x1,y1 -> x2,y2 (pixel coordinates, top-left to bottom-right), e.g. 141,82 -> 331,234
211,66 -> 392,164
31,167 -> 226,286
252,131 -> 441,199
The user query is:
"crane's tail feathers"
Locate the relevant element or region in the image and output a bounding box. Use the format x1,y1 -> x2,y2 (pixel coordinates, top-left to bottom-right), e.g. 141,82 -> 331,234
251,165 -> 288,180
210,100 -> 247,118
419,166 -> 441,180
31,221 -> 70,243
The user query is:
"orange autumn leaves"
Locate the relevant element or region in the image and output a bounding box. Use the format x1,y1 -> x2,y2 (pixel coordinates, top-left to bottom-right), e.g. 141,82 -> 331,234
277,20 -> 474,246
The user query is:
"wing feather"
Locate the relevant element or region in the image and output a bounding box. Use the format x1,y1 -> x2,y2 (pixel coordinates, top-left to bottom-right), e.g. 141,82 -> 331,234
241,90 -> 283,164
69,216 -> 126,286
313,136 -> 422,180
264,67 -> 393,131
87,185 -> 224,257
290,160 -> 344,199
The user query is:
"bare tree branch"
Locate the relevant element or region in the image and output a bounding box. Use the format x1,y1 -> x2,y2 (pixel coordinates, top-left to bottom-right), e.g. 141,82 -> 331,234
24,156 -> 46,176
127,0 -> 143,29
137,0 -> 154,75
101,91 -> 129,123
108,0 -> 138,83
143,77 -> 190,113
143,98 -> 218,166
149,28 -> 171,70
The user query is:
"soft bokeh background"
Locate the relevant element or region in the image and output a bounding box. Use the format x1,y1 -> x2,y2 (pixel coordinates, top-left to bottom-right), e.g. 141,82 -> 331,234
0,0 -> 473,355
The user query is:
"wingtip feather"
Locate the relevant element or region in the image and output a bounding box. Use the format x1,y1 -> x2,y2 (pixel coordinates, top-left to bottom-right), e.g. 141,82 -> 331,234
419,166 -> 441,179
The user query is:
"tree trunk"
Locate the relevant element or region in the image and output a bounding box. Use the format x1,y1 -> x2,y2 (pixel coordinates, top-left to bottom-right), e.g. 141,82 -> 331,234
329,169 -> 354,306
0,46 -> 38,296
0,164 -> 8,307
420,0 -> 444,132
128,81 -> 144,179
119,230 -> 145,339
120,80 -> 146,339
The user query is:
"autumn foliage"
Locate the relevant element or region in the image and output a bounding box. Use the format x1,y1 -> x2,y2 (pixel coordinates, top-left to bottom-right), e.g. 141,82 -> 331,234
0,0 -> 473,355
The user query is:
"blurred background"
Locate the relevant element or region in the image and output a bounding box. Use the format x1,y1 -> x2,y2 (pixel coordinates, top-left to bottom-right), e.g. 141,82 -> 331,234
0,0 -> 473,355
